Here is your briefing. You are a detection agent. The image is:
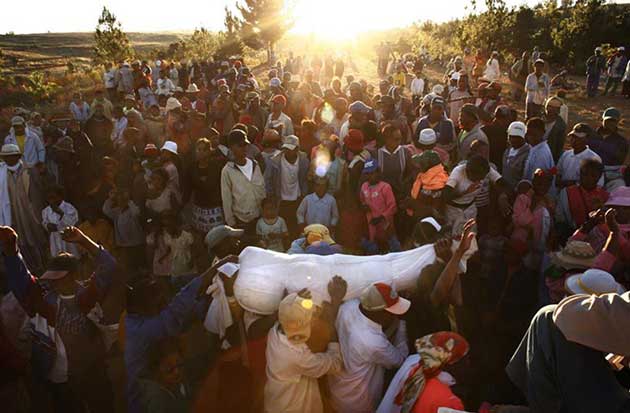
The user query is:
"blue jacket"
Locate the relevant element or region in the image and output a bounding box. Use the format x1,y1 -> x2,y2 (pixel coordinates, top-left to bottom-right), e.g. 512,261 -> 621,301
124,276 -> 208,413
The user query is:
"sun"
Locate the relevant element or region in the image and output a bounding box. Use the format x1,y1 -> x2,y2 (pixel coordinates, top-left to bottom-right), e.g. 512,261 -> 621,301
290,0 -> 375,40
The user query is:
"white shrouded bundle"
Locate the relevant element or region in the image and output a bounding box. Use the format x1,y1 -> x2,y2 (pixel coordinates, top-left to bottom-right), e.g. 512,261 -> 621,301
234,243 -> 476,315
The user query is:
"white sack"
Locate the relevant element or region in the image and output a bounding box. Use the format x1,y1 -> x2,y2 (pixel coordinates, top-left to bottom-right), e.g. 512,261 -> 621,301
234,242 -> 476,315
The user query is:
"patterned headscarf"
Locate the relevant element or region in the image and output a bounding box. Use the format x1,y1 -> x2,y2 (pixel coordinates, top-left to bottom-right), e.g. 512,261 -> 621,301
395,332 -> 469,413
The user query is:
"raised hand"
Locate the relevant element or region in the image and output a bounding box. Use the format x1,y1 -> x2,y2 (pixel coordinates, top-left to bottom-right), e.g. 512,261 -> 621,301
328,275 -> 348,304
60,226 -> 86,243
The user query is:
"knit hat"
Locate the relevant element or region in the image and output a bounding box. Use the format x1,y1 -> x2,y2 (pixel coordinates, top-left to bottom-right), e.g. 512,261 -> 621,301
278,293 -> 314,344
418,129 -> 437,145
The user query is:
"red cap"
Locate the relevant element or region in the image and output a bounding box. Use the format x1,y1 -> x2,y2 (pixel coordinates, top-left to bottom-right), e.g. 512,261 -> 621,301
345,129 -> 364,152
271,94 -> 287,106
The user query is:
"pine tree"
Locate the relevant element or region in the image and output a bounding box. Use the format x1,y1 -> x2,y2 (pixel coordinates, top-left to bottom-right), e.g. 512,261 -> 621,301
93,7 -> 133,64
217,7 -> 245,59
235,0 -> 292,63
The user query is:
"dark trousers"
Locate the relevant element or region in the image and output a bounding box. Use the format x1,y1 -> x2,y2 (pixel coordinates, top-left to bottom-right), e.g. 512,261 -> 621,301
586,73 -> 600,97
506,305 -> 630,413
279,199 -> 301,239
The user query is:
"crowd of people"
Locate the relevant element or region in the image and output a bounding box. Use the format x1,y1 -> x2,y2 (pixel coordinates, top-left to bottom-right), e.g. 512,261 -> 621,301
0,43 -> 629,413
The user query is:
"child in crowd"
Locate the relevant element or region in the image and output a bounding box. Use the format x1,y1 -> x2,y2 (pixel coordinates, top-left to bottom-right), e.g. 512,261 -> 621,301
160,141 -> 181,196
360,159 -> 400,254
103,187 -> 145,270
256,198 -> 289,252
146,168 -> 180,219
42,185 -> 80,257
297,177 -> 339,231
161,211 -> 196,288
139,339 -> 192,413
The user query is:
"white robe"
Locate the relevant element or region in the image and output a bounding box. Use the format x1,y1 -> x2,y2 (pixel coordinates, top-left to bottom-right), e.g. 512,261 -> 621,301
42,201 -> 80,257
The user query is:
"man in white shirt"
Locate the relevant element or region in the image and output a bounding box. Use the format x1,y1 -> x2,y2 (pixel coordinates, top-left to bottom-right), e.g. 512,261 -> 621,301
329,282 -> 410,413
266,94 -> 294,137
265,135 -> 310,238
442,155 -> 502,236
265,277 -> 347,413
410,67 -> 425,104
525,59 -> 550,119
156,71 -> 176,96
557,123 -> 603,188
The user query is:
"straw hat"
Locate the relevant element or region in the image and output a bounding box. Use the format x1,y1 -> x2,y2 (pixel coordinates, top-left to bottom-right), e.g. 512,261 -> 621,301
565,269 -> 625,296
551,241 -> 596,270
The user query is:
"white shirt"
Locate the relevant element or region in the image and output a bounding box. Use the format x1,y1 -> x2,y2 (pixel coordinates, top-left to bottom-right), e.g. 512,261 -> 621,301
557,147 -> 603,185
266,112 -> 294,137
484,57 -> 501,81
280,155 -> 300,201
446,162 -> 501,205
236,158 -> 254,181
156,78 -> 175,96
42,201 -> 80,257
264,324 -> 343,413
328,299 -> 409,413
104,70 -> 116,89
410,77 -> 425,96
111,117 -> 128,146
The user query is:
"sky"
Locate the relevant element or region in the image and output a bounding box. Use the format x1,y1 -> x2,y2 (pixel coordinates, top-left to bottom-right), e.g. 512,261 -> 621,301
1,0 -> 628,35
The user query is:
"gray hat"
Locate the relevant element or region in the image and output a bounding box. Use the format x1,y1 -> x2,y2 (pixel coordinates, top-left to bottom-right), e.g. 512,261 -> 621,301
205,225 -> 244,250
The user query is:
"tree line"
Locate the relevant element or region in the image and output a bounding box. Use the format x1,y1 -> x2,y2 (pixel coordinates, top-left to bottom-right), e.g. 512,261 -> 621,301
413,0 -> 630,72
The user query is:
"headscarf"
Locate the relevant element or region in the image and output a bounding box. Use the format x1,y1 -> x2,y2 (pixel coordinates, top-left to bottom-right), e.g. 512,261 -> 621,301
395,332 -> 469,413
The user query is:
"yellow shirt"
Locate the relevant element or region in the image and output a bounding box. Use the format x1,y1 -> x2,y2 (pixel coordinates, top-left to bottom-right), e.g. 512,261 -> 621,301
15,134 -> 26,153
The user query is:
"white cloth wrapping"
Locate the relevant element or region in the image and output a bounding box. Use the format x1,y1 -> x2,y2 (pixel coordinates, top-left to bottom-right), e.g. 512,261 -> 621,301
204,275 -> 234,348
0,163 -> 11,225
234,243 -> 476,315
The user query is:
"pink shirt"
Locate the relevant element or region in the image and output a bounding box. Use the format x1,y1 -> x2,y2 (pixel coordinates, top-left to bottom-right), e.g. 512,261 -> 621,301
360,181 -> 397,241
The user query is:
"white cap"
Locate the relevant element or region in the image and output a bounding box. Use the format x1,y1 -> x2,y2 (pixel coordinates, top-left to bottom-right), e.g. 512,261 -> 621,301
565,269 -> 625,295
507,121 -> 527,138
420,217 -> 442,232
418,128 -> 437,145
161,141 -> 178,155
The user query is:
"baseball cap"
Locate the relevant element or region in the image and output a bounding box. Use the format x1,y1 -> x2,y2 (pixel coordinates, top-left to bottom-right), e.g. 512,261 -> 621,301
281,135 -> 300,151
420,217 -> 442,232
362,158 -> 378,174
602,107 -> 621,121
348,100 -> 372,114
205,225 -> 244,250
431,96 -> 445,108
41,252 -> 80,281
568,123 -> 590,138
360,282 -> 410,315
227,129 -> 250,147
418,128 -> 437,145
278,293 -> 314,344
507,121 -> 527,138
